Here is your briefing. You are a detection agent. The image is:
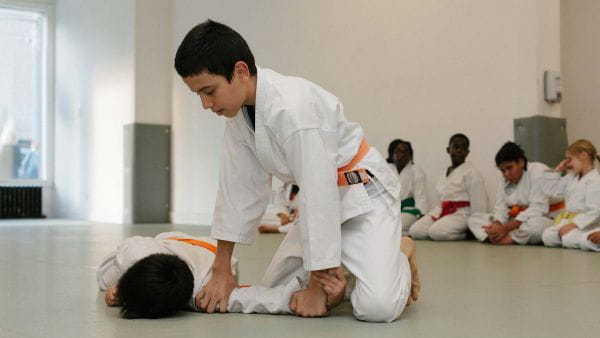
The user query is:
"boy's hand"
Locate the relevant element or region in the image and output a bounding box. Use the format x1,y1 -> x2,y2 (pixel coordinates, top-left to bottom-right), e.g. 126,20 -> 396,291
289,273 -> 329,317
278,213 -> 291,225
587,231 -> 600,244
559,223 -> 577,237
313,267 -> 347,310
104,285 -> 119,307
484,222 -> 507,242
196,267 -> 237,313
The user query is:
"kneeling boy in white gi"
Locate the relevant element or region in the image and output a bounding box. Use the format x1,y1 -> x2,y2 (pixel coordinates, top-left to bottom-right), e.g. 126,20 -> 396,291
468,142 -> 556,245
174,20 -> 417,321
410,134 -> 488,240
541,139 -> 600,249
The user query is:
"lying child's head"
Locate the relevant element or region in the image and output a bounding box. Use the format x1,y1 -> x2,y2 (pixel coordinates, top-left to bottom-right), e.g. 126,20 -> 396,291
117,253 -> 194,319
565,139 -> 599,174
495,142 -> 528,184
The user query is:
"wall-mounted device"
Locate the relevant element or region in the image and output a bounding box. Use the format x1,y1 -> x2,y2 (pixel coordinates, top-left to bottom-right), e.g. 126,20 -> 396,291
544,70 -> 561,103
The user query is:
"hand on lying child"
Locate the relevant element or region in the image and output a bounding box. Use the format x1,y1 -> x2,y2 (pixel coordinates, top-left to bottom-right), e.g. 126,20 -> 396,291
196,268 -> 237,313
313,267 -> 347,310
290,272 -> 329,317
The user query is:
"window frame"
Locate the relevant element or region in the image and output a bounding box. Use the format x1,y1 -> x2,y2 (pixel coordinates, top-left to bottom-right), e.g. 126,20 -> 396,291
0,0 -> 54,186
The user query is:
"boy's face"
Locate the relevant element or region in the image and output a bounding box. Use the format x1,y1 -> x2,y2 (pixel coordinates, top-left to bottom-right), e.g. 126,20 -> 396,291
182,63 -> 250,118
393,143 -> 411,169
447,137 -> 469,164
498,159 -> 525,184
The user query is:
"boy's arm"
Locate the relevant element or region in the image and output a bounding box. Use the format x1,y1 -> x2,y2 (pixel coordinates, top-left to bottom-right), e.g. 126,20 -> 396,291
196,240 -> 238,313
466,169 -> 489,214
492,183 -> 509,224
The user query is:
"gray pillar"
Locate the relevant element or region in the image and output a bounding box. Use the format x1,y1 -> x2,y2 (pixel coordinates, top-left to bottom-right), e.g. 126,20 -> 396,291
124,123 -> 171,223
514,116 -> 568,168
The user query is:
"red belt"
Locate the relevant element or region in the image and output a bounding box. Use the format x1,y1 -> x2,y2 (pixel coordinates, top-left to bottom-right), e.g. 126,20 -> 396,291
432,201 -> 470,221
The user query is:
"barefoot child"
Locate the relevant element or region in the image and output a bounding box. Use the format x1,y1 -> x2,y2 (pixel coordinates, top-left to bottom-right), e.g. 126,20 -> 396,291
387,139 -> 429,235
541,139 -> 600,249
468,142 -> 556,245
175,20 -> 412,321
409,134 -> 488,240
258,183 -> 299,234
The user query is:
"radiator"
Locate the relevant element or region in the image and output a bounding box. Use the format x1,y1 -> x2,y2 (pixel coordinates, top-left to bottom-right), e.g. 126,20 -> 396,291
0,186 -> 44,219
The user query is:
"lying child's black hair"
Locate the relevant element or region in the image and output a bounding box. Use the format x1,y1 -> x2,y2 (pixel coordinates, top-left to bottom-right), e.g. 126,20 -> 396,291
290,185 -> 300,196
495,141 -> 528,170
117,253 -> 194,319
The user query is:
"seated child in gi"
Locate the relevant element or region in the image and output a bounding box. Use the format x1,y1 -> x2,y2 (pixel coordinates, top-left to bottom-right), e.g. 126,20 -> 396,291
409,133 -> 488,240
259,181 -> 299,234
387,139 -> 429,235
468,142 -> 557,245
541,139 -> 600,250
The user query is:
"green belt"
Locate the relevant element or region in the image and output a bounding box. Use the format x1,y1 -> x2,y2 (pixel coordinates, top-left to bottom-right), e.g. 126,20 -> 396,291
401,197 -> 423,218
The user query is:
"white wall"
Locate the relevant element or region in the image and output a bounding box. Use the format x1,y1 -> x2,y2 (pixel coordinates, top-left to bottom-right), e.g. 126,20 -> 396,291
561,0 -> 600,148
134,0 -> 173,125
171,0 -> 561,224
54,0 -> 135,221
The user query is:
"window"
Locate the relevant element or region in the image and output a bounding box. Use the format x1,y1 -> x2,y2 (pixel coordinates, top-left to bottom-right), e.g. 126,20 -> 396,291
0,1 -> 53,182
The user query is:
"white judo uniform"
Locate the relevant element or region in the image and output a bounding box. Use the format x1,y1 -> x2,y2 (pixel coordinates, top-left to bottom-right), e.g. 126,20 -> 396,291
540,169 -> 600,249
96,232 -> 301,314
409,161 -> 488,240
467,162 -> 554,244
388,162 -> 429,235
211,67 -> 411,322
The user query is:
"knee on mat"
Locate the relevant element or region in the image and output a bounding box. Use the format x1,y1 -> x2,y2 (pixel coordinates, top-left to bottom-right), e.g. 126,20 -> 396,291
409,227 -> 429,240
542,229 -> 560,247
352,294 -> 400,323
428,226 -> 455,241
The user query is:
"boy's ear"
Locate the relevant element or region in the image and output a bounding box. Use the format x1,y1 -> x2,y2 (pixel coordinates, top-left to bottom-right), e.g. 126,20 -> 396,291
233,61 -> 250,79
446,146 -> 450,154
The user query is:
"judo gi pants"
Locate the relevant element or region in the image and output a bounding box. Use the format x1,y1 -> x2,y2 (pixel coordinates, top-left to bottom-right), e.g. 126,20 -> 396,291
467,215 -> 553,244
409,213 -> 467,241
261,188 -> 412,322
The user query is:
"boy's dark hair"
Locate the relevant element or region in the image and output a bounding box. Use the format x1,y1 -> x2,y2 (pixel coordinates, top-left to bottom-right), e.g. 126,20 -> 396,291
448,133 -> 470,148
175,19 -> 257,81
117,254 -> 194,319
290,185 -> 300,195
495,141 -> 528,169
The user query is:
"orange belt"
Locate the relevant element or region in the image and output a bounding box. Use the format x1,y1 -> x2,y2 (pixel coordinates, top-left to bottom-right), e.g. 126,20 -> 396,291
166,237 -> 217,254
549,201 -> 565,213
508,205 -> 528,218
337,139 -> 370,186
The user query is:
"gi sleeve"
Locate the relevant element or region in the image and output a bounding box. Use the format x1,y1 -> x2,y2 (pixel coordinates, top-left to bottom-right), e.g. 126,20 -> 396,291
540,171 -> 569,199
572,180 -> 600,230
465,168 -> 488,214
413,166 -> 429,215
492,184 -> 509,224
282,128 -> 341,271
211,124 -> 272,245
516,176 -> 550,222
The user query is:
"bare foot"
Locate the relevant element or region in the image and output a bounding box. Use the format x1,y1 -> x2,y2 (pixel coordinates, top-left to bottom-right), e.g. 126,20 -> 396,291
400,237 -> 420,305
313,267 -> 347,310
495,235 -> 514,245
258,224 -> 280,233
